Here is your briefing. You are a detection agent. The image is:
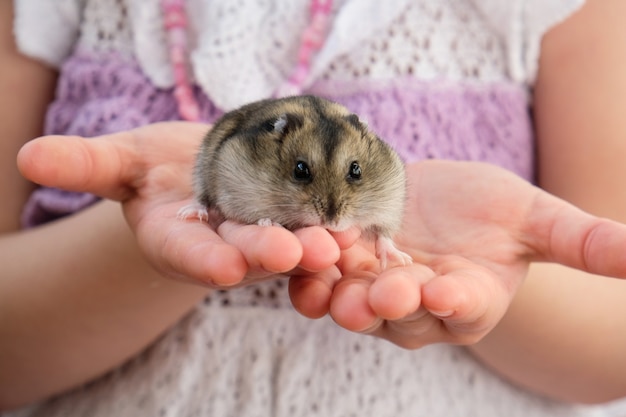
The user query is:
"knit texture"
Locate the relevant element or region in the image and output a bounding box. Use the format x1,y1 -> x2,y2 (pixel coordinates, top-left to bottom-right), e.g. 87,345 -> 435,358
15,0 -> 584,107
4,305 -> 612,417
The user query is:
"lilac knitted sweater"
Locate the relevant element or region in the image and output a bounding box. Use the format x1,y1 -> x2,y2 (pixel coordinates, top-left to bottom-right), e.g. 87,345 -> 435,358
21,53 -> 532,226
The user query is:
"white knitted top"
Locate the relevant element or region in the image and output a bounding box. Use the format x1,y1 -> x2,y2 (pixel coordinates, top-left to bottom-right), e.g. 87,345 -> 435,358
15,0 -> 584,109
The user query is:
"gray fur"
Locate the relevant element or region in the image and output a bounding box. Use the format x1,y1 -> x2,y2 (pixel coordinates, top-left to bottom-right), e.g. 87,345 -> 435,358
192,95 -> 407,239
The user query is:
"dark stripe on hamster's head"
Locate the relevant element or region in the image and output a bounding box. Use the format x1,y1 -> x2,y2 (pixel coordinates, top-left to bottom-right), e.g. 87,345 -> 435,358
300,96 -> 343,162
318,116 -> 342,162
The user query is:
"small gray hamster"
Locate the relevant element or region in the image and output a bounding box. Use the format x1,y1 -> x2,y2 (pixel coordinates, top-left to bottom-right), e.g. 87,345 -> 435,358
178,95 -> 411,269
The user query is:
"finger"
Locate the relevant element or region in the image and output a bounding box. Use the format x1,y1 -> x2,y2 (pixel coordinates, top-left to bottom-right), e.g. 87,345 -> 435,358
525,193 -> 626,279
421,257 -> 511,342
17,122 -> 209,202
17,134 -> 138,201
136,204 -> 248,286
329,272 -> 383,333
363,265 -> 447,349
372,266 -> 507,348
328,226 -> 361,250
293,227 -> 341,271
368,264 -> 434,321
218,221 -> 304,275
289,236 -> 379,320
326,243 -> 380,331
334,242 -> 380,275
289,266 -> 342,319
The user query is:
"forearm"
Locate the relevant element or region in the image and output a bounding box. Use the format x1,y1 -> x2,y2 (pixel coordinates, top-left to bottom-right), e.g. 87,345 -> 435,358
469,0 -> 626,404
0,200 -> 209,409
0,0 -> 57,231
468,263 -> 626,404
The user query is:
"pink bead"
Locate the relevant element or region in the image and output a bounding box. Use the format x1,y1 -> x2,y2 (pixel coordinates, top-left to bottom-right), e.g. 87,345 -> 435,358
298,46 -> 314,65
173,65 -> 188,84
290,64 -> 309,84
310,0 -> 332,14
302,29 -> 323,48
164,9 -> 187,28
180,102 -> 200,121
174,85 -> 191,100
169,47 -> 186,64
311,13 -> 330,31
275,0 -> 334,96
166,29 -> 187,48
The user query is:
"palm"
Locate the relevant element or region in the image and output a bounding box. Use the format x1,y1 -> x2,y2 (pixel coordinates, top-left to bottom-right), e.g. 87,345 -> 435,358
109,123 -> 259,285
400,160 -> 626,276
292,160 -> 626,348
17,122 -> 344,287
398,161 -> 534,284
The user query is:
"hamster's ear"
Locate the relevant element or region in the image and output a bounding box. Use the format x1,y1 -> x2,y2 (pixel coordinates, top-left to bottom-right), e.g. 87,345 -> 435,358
269,113 -> 304,136
345,113 -> 368,133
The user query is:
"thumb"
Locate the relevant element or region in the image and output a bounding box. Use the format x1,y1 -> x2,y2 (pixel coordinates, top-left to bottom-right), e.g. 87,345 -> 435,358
17,133 -> 138,202
525,192 -> 626,279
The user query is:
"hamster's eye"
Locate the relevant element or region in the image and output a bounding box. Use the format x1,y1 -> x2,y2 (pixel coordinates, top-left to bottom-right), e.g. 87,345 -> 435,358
293,160 -> 313,183
347,161 -> 362,182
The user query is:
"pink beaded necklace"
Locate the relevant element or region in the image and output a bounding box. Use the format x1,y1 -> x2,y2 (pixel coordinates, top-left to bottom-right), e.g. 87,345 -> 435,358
160,0 -> 334,122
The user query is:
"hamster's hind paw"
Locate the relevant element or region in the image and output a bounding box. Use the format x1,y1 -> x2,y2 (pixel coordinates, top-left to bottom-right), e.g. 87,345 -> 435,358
375,236 -> 413,270
177,203 -> 210,222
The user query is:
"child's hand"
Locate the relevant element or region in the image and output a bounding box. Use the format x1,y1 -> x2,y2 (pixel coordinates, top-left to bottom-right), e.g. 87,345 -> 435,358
17,122 -> 355,287
289,160 -> 626,347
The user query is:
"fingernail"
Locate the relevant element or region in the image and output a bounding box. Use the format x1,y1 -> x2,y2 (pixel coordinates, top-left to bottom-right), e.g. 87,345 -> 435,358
430,309 -> 455,318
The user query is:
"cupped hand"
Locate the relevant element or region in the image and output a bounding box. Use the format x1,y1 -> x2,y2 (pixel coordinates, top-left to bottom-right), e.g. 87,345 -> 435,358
17,122 -> 357,287
290,160 -> 626,348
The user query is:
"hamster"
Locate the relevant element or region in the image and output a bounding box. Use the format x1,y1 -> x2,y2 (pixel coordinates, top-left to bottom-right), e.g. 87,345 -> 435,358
178,95 -> 412,270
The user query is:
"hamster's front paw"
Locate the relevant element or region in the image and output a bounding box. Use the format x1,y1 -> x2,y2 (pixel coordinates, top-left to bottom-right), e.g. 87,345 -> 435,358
177,202 -> 210,222
375,236 -> 413,270
257,218 -> 284,227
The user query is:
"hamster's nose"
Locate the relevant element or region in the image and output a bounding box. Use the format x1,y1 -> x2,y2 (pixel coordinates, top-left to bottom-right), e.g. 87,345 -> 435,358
323,197 -> 339,223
